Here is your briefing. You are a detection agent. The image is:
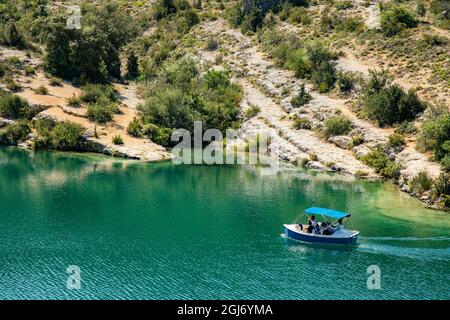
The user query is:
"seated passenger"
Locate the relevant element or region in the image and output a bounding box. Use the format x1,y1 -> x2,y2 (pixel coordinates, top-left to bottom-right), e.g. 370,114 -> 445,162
322,223 -> 335,235
314,223 -> 321,234
307,215 -> 317,233
334,218 -> 344,231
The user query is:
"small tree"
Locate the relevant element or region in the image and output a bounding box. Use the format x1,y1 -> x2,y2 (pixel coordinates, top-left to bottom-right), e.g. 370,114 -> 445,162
323,116 -> 352,137
127,50 -> 139,79
381,6 -> 418,36
290,83 -> 312,107
416,1 -> 426,17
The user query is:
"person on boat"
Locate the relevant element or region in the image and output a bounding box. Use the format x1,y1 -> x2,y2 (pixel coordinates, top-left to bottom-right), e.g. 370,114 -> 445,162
313,223 -> 321,234
307,215 -> 317,233
322,222 -> 335,235
334,219 -> 344,231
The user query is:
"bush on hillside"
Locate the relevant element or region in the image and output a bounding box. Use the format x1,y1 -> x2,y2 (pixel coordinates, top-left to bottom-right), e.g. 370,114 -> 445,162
381,5 -> 418,36
363,71 -> 426,126
323,116 -> 352,137
418,111 -> 450,170
0,93 -> 33,119
409,171 -> 433,194
0,120 -> 30,145
290,84 -> 312,108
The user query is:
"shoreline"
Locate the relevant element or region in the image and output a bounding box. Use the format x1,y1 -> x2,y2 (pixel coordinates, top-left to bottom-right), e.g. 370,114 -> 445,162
4,144 -> 448,213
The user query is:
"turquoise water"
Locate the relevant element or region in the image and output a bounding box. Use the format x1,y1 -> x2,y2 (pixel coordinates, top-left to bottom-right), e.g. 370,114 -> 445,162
0,146 -> 449,300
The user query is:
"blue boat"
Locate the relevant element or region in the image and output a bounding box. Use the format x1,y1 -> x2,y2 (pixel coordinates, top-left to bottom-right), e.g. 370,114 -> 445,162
283,207 -> 359,245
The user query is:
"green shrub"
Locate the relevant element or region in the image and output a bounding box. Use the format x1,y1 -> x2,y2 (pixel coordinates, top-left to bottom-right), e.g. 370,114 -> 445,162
0,120 -> 30,145
416,1 -> 426,17
352,135 -> 364,147
87,100 -> 116,124
441,154 -> 450,172
362,149 -> 389,172
335,17 -> 365,33
307,41 -> 337,70
362,149 -> 401,179
409,171 -> 433,194
240,8 -> 264,34
34,85 -> 49,95
382,161 -> 402,180
49,121 -> 85,151
4,78 -> 22,92
127,117 -> 143,137
292,115 -> 311,130
335,1 -> 353,10
33,118 -> 55,149
420,34 -> 447,47
244,104 -> 261,119
291,84 -> 312,107
154,0 -> 177,19
433,173 -> 450,200
287,7 -> 310,25
140,87 -> 190,130
112,135 -> 124,145
24,66 -> 36,76
337,71 -> 356,93
418,112 -> 450,161
126,51 -> 139,80
430,1 -> 450,29
395,121 -> 417,135
387,133 -> 406,149
324,116 -> 352,137
175,8 -> 200,34
0,93 -> 33,119
306,42 -> 337,91
0,62 -> 8,77
285,49 -> 312,78
1,22 -> 27,49
80,84 -> 118,104
312,62 -> 336,92
67,94 -> 82,107
142,123 -> 172,146
44,2 -> 137,83
381,5 -> 418,36
138,62 -> 242,138
363,71 -> 426,126
203,69 -> 230,89
49,77 -> 63,87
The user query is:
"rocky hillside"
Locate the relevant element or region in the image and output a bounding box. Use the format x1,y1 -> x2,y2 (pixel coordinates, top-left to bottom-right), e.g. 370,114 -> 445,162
0,0 -> 449,210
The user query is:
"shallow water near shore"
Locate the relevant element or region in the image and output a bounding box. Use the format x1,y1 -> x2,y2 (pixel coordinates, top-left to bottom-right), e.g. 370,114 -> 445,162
0,146 -> 449,299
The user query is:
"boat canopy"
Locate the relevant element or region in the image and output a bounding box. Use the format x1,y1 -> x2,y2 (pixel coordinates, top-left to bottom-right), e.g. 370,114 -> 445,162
305,207 -> 351,219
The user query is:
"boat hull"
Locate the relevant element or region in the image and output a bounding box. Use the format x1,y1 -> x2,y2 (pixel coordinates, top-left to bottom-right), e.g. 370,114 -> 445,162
283,224 -> 358,245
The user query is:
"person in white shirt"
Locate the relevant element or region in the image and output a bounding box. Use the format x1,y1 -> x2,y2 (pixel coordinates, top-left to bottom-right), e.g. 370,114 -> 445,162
307,215 -> 317,233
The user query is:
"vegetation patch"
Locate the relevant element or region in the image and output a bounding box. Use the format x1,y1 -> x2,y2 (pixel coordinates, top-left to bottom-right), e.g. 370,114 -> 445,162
323,115 -> 351,138
362,71 -> 426,127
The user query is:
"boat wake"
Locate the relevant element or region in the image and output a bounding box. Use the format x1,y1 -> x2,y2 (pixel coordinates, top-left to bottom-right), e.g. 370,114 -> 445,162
356,240 -> 450,261
359,236 -> 450,242
282,234 -> 450,261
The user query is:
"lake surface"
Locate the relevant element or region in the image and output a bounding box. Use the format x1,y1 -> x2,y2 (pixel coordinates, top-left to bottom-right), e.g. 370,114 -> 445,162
0,146 -> 449,299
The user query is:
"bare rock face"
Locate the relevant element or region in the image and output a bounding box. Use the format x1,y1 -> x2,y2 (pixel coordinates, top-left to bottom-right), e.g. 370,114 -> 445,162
33,112 -> 58,123
353,144 -> 371,159
397,148 -> 442,180
329,135 -> 352,150
0,117 -> 14,128
306,161 -> 329,171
